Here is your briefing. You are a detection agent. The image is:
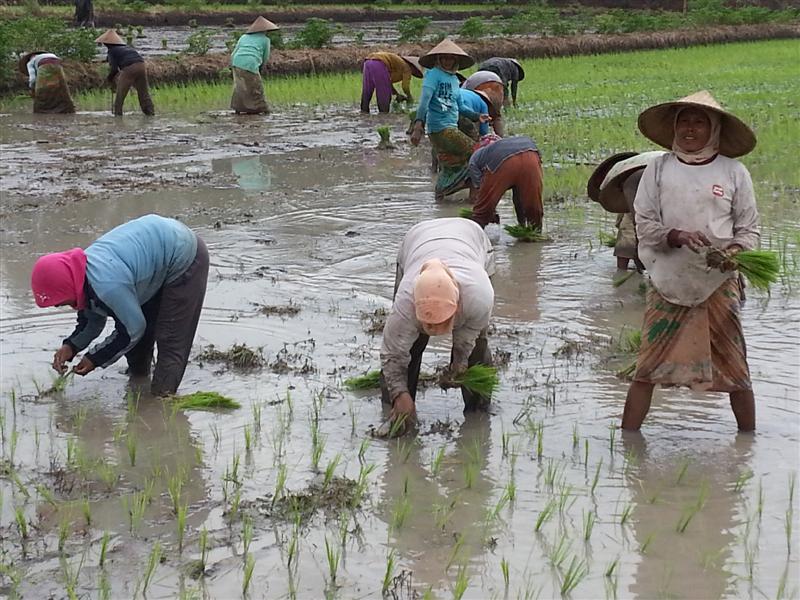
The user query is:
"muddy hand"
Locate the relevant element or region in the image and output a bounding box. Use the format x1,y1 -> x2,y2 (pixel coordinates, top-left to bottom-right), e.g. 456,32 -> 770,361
72,356 -> 95,376
409,121 -> 424,146
52,343 -> 75,374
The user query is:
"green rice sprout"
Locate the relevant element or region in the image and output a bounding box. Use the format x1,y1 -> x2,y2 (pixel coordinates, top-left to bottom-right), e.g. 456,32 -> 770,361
98,530 -> 110,567
382,549 -> 396,595
620,502 -> 634,526
583,510 -> 596,541
242,552 -> 255,596
458,207 -> 474,218
616,360 -> 637,380
140,542 -> 162,595
322,454 -> 341,490
503,224 -> 551,242
453,564 -> 470,600
560,555 -> 588,595
534,498 -> 556,531
323,536 -> 340,584
58,516 -> 71,553
599,230 -> 617,248
431,446 -> 445,476
612,270 -> 636,288
451,364 -> 499,397
706,248 -> 780,291
242,516 -> 253,556
177,502 -> 188,552
170,391 -> 241,411
343,370 -> 381,390
733,468 -> 754,492
500,557 -> 510,588
605,557 -> 620,578
639,532 -> 655,554
14,506 -> 28,539
591,459 -> 603,496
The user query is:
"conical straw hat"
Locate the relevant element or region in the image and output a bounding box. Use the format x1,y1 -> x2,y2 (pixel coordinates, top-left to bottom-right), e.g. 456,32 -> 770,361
95,29 -> 125,45
418,38 -> 474,70
587,152 -> 638,206
637,90 -> 756,158
473,89 -> 495,113
18,51 -> 45,75
598,151 -> 666,213
246,16 -> 280,34
401,56 -> 424,78
509,58 -> 525,81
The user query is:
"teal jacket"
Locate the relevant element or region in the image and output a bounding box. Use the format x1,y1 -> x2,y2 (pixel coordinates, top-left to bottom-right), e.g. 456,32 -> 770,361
231,32 -> 271,74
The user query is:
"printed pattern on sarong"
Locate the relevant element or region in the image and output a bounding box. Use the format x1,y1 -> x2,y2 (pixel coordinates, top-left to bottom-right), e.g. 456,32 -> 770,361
633,277 -> 751,392
33,63 -> 75,114
429,127 -> 474,196
231,67 -> 268,114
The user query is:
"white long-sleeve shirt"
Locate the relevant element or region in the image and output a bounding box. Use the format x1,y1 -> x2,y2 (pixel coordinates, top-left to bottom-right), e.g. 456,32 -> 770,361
27,53 -> 59,89
380,218 -> 495,400
634,153 -> 760,306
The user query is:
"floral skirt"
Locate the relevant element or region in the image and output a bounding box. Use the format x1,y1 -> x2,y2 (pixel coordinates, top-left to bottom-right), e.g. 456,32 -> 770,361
33,63 -> 75,114
429,127 -> 474,196
231,67 -> 268,114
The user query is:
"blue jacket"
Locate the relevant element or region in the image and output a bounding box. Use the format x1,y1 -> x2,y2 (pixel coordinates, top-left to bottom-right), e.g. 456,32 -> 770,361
65,215 -> 198,368
459,89 -> 490,137
415,66 -> 478,134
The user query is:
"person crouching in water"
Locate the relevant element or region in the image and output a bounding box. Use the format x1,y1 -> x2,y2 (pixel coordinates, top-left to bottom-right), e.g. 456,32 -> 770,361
95,29 -> 154,116
361,52 -> 423,114
30,214 -> 209,397
466,135 -> 543,229
380,218 -> 495,434
230,16 -> 280,115
622,91 -> 760,432
18,51 -> 75,114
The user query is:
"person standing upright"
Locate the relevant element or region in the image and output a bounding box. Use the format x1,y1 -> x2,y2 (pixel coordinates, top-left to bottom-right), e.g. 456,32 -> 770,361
230,16 -> 280,115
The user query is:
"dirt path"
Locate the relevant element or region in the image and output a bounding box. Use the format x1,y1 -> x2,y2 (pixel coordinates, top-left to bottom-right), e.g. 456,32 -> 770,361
7,23 -> 793,96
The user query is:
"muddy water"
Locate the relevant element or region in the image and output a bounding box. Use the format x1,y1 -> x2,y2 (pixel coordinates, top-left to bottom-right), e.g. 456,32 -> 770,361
1,105 -> 798,599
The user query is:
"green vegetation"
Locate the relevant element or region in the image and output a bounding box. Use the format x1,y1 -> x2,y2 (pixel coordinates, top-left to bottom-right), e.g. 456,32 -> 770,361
504,224 -> 550,242
344,370 -> 381,390
185,28 -> 212,55
707,249 -> 781,291
289,18 -> 339,49
453,364 -> 499,397
397,16 -> 431,42
170,391 -> 242,411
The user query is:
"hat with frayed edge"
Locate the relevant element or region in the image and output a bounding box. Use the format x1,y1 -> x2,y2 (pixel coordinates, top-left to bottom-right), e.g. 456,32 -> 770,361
18,51 -> 46,75
587,152 -> 638,206
95,29 -> 125,45
246,16 -> 280,34
401,56 -> 424,78
473,89 -> 495,112
418,39 -> 474,70
509,58 -> 525,81
637,90 -> 756,158
598,151 -> 667,213
413,260 -> 459,325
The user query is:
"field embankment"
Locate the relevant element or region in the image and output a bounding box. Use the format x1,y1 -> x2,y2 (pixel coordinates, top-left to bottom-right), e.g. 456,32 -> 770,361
5,22 -> 795,96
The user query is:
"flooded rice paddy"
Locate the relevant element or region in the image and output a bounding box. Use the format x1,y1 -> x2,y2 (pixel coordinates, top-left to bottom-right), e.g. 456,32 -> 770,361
1,98 -> 799,599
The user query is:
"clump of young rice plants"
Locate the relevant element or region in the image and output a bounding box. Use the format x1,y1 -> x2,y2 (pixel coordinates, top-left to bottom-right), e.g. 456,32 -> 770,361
242,552 -> 255,596
170,391 -> 241,411
441,364 -> 499,397
458,207 -> 474,219
343,370 -> 381,390
598,230 -> 617,248
504,224 -> 551,242
706,248 -> 780,291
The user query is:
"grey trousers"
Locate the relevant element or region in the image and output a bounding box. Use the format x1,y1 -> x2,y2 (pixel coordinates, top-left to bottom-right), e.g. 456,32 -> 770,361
126,237 -> 209,396
379,264 -> 494,411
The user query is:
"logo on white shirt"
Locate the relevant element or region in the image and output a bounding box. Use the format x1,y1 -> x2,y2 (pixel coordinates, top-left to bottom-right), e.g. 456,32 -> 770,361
711,184 -> 725,197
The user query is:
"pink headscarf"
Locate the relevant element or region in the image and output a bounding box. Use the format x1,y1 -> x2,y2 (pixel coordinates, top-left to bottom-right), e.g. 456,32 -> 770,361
672,106 -> 721,164
30,248 -> 88,310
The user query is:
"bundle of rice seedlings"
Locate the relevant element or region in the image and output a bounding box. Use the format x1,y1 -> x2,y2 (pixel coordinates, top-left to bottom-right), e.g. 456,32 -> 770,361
377,126 -> 395,150
599,231 -> 617,248
707,249 -> 780,291
612,270 -> 636,288
453,364 -> 499,397
171,392 -> 241,411
344,370 -> 381,390
504,224 -> 550,243
458,207 -> 474,218
616,361 -> 636,381
618,328 -> 641,354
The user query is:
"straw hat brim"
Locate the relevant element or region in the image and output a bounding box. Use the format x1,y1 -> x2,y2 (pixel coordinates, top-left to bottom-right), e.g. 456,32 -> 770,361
472,89 -> 495,113
18,51 -> 45,75
638,100 -> 756,158
509,58 -> 525,81
246,17 -> 280,33
401,56 -> 424,78
95,29 -> 125,45
587,152 -> 638,205
598,151 -> 667,213
418,39 -> 474,70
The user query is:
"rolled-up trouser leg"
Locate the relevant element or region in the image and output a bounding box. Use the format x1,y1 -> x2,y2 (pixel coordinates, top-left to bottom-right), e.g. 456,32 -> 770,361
125,293 -> 161,376
459,331 -> 493,411
151,237 -> 209,396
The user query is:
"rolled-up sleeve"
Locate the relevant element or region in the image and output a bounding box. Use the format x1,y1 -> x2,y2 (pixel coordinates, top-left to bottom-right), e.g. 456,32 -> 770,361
633,162 -> 672,251
730,167 -> 760,250
380,309 -> 422,401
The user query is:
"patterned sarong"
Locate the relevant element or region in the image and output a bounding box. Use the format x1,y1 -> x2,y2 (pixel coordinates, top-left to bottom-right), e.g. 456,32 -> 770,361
633,278 -> 751,392
33,63 -> 75,114
429,127 -> 474,196
231,67 -> 268,114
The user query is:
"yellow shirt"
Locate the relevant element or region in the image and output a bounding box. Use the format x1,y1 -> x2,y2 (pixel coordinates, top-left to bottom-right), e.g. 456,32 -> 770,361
366,52 -> 412,98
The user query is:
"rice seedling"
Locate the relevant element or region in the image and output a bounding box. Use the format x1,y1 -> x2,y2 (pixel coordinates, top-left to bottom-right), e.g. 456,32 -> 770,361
609,424 -> 616,455
139,542 -> 162,595
98,530 -> 110,567
785,508 -> 793,555
500,557 -> 510,589
357,438 -> 370,463
242,552 -> 255,596
583,510 -> 596,541
584,439 -> 589,467
96,460 -> 119,491
126,431 -> 137,467
734,469 -> 754,492
323,453 -> 341,490
612,270 -> 637,288
452,564 -> 470,599
81,497 -> 91,526
171,391 -> 241,411
605,557 -> 620,578
536,421 -> 544,460
11,471 -> 29,499
343,370 -> 381,390
675,457 -> 691,485
504,479 -> 516,503
272,463 -> 288,507
434,500 -> 456,531
36,484 -> 56,507
62,550 -> 86,600
504,224 -> 550,242
58,516 -> 71,553
598,230 -> 617,248
98,571 -> 110,600
122,491 -> 149,535
549,536 -> 571,569
572,423 -> 579,449
430,446 -> 445,477
210,423 -> 221,449
560,554 -> 588,595
789,471 -> 796,506
199,527 -> 209,575
591,459 -> 603,495
177,502 -> 188,552
676,483 -> 709,533
458,207 -> 474,219
241,515 -> 253,556
535,498 -> 556,532
382,549 -> 396,595
706,248 -> 780,291
311,432 -> 326,472
251,401 -> 263,433
756,478 -> 764,520
639,532 -> 655,554
14,506 -> 28,539
619,502 -> 634,526
450,364 -> 499,397
391,496 -> 411,531
324,536 -> 340,584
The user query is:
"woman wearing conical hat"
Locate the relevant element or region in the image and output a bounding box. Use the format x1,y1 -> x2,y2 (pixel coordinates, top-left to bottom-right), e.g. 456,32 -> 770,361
95,29 -> 154,116
409,39 -> 489,200
621,91 -> 760,432
18,51 -> 76,114
230,16 -> 279,115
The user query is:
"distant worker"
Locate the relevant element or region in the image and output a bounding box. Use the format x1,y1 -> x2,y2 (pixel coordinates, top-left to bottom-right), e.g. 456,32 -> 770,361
230,16 -> 280,115
95,29 -> 154,116
74,0 -> 94,27
18,52 -> 75,114
361,52 -> 423,114
380,218 -> 496,433
477,57 -> 525,107
467,136 -> 543,229
409,39 -> 488,200
461,70 -> 506,135
30,214 -> 209,397
587,151 -> 666,271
